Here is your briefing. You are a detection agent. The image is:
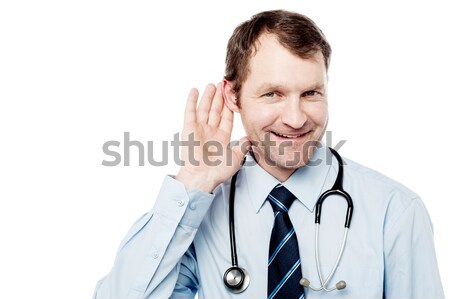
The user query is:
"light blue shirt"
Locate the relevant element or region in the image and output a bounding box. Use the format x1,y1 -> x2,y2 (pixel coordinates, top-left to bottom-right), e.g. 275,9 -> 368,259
93,145 -> 444,298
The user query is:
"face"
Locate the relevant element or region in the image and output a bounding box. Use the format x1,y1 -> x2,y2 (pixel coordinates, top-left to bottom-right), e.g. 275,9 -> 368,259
232,34 -> 329,180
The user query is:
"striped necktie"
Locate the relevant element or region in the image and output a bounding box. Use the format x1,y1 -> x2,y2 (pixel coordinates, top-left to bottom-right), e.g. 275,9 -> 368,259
267,184 -> 304,299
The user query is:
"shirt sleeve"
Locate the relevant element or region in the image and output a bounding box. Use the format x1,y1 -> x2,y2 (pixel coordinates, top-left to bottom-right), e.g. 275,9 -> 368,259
383,196 -> 444,299
170,244 -> 199,299
92,175 -> 214,299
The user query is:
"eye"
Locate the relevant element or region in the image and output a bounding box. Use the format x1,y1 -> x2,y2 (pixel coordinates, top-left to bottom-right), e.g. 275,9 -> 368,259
263,92 -> 276,98
302,90 -> 319,97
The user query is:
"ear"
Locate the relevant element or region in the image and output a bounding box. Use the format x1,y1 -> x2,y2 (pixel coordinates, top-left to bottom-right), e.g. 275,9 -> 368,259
222,79 -> 240,113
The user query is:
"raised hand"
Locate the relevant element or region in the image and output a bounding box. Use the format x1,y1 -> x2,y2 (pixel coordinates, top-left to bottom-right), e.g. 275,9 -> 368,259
176,82 -> 250,193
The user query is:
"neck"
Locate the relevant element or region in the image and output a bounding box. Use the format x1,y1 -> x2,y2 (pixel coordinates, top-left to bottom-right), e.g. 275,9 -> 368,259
261,164 -> 296,183
250,151 -> 298,183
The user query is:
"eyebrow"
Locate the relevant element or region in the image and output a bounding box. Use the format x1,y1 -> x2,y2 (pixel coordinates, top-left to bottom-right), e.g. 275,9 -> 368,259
255,83 -> 283,94
255,82 -> 326,95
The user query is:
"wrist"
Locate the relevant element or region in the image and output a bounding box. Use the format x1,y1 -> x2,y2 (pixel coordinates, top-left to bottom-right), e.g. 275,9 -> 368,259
176,169 -> 218,193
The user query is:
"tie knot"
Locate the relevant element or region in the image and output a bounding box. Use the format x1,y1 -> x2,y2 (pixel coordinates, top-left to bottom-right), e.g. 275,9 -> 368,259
267,184 -> 296,212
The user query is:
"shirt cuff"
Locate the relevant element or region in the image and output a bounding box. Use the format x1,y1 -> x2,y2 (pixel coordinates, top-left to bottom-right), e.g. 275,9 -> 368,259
153,175 -> 215,228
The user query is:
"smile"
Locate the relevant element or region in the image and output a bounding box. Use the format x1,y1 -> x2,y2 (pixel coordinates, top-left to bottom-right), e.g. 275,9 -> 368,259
271,131 -> 310,139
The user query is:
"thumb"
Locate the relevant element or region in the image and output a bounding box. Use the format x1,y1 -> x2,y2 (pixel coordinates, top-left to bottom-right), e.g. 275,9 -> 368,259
231,136 -> 252,164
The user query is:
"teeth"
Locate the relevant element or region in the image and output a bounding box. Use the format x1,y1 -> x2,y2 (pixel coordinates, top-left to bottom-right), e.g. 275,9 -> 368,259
273,132 -> 305,138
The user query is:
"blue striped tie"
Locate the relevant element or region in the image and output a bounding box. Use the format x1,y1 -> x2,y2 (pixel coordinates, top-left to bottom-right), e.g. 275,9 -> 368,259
267,184 -> 304,299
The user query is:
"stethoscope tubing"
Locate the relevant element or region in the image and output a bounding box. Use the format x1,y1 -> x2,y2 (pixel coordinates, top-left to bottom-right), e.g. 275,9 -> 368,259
224,147 -> 353,294
229,171 -> 239,268
312,224 -> 349,291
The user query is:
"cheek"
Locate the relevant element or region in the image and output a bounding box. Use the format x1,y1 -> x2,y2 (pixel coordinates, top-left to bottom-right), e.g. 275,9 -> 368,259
305,103 -> 328,126
241,104 -> 278,129
258,106 -> 278,123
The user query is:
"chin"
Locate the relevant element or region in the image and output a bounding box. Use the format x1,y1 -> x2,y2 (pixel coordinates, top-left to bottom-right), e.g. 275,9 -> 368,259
274,155 -> 310,169
262,149 -> 312,170
276,141 -> 320,167
251,135 -> 322,169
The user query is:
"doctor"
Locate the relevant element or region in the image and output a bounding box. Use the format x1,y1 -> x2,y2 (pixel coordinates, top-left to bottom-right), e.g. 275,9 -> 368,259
93,10 -> 444,298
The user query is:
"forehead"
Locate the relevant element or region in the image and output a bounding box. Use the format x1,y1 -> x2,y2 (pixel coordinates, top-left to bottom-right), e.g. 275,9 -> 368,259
244,33 -> 327,89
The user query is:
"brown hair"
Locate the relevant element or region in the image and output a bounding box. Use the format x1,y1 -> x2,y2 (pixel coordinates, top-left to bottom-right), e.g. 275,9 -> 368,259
224,10 -> 331,98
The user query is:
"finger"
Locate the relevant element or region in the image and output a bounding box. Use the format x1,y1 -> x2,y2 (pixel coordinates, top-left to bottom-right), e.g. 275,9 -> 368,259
197,83 -> 216,123
219,102 -> 234,133
208,82 -> 224,127
184,88 -> 199,124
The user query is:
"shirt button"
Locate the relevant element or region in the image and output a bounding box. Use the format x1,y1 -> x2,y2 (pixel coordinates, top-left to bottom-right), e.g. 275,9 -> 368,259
151,251 -> 159,259
189,202 -> 196,210
176,199 -> 185,207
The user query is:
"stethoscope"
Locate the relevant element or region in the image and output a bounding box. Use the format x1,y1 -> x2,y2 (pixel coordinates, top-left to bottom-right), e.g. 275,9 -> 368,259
223,147 -> 354,294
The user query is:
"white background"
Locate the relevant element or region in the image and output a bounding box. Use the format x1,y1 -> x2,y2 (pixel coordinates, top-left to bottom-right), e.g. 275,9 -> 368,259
1,0 -> 449,298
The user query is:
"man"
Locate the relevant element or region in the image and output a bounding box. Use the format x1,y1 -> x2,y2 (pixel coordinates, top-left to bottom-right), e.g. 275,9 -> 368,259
93,10 -> 444,298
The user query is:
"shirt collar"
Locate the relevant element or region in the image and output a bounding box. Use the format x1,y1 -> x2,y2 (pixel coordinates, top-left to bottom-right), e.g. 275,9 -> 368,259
242,144 -> 333,213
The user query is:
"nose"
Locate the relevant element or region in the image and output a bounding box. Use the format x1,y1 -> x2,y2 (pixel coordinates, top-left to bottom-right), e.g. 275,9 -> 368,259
280,97 -> 307,129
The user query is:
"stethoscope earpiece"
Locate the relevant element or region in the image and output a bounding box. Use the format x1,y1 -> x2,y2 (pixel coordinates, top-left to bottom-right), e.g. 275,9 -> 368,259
299,277 -> 311,287
336,280 -> 347,290
301,277 -> 347,292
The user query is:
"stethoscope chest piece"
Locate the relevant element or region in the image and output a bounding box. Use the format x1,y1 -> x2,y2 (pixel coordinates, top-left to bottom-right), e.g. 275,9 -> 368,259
223,266 -> 250,293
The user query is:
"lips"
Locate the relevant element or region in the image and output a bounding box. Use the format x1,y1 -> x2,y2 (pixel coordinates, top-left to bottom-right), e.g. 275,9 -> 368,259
271,131 -> 310,139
